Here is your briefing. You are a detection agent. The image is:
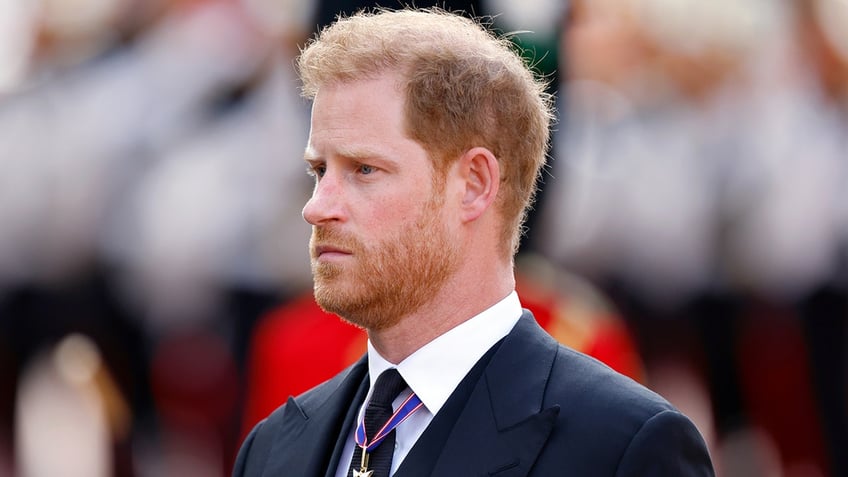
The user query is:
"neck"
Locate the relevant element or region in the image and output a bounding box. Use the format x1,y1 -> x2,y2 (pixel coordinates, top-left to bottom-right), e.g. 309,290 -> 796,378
367,258 -> 515,364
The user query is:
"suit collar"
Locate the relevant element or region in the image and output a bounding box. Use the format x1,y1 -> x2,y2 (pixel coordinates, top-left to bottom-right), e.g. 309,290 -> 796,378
414,311 -> 562,476
385,290 -> 523,416
486,311 -> 560,430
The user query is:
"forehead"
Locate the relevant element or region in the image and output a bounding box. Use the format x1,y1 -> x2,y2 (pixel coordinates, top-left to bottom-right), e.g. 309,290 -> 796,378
306,74 -> 421,161
311,74 -> 405,124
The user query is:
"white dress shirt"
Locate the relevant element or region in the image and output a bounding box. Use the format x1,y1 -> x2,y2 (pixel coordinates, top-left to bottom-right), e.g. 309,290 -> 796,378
333,291 -> 523,477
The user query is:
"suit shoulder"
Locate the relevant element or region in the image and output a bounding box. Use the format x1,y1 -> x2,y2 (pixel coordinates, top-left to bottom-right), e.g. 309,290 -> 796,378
537,345 -> 713,474
548,344 -> 675,419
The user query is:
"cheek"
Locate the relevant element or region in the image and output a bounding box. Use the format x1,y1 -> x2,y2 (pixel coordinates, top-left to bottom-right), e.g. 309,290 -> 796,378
353,168 -> 440,234
357,194 -> 424,236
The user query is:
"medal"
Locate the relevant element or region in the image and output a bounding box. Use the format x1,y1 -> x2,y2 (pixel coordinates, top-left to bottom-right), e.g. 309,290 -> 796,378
352,449 -> 373,477
352,392 -> 424,477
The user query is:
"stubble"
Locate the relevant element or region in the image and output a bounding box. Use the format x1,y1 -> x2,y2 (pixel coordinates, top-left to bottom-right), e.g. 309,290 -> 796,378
310,197 -> 458,330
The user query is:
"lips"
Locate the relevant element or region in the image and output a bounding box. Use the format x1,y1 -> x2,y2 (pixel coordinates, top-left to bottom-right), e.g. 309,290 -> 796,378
311,227 -> 359,260
313,244 -> 353,258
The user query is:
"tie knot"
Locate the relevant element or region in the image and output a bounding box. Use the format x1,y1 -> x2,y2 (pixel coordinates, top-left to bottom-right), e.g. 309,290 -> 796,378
370,368 -> 407,408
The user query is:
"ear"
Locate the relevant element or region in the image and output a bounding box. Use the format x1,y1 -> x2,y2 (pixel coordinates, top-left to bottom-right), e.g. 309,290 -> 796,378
458,147 -> 499,223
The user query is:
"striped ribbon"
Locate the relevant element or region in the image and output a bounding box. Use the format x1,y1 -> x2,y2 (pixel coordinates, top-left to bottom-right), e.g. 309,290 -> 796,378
355,392 -> 424,453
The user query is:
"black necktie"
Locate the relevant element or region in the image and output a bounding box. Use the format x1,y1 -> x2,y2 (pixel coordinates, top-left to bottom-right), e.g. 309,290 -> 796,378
349,368 -> 409,477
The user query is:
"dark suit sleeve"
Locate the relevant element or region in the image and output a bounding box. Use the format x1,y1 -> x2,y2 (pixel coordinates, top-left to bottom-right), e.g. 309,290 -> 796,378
232,419 -> 265,477
614,410 -> 714,477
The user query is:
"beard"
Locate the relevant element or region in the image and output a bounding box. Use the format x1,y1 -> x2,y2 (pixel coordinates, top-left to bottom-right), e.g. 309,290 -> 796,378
309,197 -> 459,331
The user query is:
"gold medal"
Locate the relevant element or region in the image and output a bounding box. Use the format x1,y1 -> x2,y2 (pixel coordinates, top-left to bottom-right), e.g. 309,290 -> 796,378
352,448 -> 373,477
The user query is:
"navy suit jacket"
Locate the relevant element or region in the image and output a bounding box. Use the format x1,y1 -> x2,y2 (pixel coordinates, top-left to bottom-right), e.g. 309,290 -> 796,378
233,312 -> 714,476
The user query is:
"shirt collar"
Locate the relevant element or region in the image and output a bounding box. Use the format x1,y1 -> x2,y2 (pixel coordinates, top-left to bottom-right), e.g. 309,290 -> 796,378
366,290 -> 522,415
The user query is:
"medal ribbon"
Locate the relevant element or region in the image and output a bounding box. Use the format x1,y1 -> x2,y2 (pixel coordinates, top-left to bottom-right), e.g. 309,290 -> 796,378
355,392 -> 424,453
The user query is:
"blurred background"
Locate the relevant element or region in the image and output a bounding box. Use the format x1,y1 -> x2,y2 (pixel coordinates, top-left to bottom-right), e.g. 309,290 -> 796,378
0,0 -> 845,476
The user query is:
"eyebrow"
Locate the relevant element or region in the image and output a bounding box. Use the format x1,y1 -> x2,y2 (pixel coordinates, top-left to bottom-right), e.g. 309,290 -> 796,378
303,147 -> 320,163
303,145 -> 395,165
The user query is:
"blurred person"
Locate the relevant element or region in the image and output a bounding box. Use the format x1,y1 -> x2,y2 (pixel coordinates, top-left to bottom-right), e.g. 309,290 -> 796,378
0,0 -> 39,92
0,273 -> 150,477
113,46 -> 312,328
27,0 -> 134,76
97,1 -> 320,475
534,2 -> 762,450
16,334 -> 130,477
542,0 -> 844,475
0,0 -> 269,291
0,0 -> 136,290
0,0 -> 291,476
724,0 -> 846,310
722,1 -> 848,475
535,0 -> 807,474
537,0 -> 782,308
0,0 -> 132,93
730,1 -> 848,472
122,24 -> 315,476
233,8 -> 713,477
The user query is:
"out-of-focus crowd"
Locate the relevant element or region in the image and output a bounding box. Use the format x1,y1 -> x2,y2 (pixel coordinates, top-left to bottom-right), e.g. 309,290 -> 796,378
1,0 -> 316,475
0,0 -> 845,476
534,2 -> 848,477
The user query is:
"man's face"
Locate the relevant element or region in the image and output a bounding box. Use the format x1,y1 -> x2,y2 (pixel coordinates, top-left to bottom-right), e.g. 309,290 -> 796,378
302,73 -> 460,330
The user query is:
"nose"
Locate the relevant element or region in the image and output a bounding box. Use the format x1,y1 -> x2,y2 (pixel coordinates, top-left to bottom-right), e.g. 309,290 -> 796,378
302,173 -> 345,226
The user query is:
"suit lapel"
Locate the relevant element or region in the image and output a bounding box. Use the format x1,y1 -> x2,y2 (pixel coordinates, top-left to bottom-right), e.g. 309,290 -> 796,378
323,369 -> 369,477
261,356 -> 369,477
427,313 -> 561,477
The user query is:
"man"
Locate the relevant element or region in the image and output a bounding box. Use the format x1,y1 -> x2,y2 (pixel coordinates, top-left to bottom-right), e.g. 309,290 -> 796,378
233,8 -> 714,477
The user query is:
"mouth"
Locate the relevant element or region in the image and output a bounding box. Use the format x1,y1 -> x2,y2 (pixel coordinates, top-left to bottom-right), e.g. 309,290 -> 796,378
313,244 -> 353,259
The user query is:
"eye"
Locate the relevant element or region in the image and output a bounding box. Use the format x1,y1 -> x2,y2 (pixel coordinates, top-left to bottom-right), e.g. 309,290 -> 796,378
307,163 -> 326,178
358,164 -> 375,175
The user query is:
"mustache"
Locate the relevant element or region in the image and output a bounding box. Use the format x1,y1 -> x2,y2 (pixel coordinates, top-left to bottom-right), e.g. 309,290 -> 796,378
310,227 -> 364,258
